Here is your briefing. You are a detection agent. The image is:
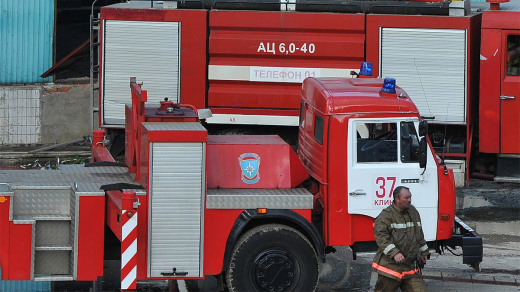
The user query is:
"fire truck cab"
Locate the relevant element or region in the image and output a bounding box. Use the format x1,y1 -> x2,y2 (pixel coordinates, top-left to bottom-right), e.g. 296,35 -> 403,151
298,77 -> 454,248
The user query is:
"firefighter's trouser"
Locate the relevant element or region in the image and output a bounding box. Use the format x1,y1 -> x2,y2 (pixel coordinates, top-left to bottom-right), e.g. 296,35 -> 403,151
374,273 -> 426,292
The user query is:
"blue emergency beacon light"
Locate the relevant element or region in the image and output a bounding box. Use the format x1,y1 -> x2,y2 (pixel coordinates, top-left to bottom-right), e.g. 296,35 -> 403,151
359,62 -> 373,76
381,77 -> 396,94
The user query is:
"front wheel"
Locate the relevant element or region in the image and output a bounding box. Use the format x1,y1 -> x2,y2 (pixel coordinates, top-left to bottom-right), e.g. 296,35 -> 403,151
226,224 -> 319,292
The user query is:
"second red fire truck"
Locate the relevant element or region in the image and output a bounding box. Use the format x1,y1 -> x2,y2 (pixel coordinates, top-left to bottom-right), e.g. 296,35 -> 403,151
80,0 -> 518,187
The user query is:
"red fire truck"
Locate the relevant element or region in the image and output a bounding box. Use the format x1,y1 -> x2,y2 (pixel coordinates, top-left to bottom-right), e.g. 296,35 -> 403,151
87,0 -> 519,187
478,1 -> 520,182
0,76 -> 482,291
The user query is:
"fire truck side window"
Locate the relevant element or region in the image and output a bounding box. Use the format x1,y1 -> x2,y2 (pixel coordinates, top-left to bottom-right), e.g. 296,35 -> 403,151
356,122 -> 397,163
314,114 -> 324,145
400,122 -> 420,163
507,34 -> 520,76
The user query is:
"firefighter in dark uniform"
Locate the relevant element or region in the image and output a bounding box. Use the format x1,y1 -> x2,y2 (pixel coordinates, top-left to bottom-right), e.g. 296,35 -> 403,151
372,186 -> 429,292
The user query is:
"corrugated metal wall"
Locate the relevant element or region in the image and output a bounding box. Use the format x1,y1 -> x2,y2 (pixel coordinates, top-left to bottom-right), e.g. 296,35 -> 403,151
0,270 -> 51,292
0,0 -> 54,84
0,281 -> 51,292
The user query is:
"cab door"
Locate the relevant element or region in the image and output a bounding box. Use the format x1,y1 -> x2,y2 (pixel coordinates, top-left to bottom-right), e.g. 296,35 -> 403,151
501,32 -> 520,153
347,118 -> 438,241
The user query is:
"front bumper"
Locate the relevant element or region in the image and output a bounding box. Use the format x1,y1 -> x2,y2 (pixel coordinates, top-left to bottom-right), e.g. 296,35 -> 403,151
442,216 -> 483,271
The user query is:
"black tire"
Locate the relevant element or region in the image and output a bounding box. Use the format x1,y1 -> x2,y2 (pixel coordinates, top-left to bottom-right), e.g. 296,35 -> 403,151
226,224 -> 319,292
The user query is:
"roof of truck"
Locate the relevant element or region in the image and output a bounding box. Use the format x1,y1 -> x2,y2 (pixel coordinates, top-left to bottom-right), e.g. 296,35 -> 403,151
472,0 -> 520,11
302,77 -> 419,116
477,0 -> 520,29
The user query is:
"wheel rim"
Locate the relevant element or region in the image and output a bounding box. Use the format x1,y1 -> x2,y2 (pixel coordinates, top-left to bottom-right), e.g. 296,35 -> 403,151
250,247 -> 301,291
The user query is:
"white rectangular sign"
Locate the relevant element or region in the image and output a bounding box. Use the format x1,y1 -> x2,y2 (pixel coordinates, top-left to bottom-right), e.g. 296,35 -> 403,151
250,66 -> 321,83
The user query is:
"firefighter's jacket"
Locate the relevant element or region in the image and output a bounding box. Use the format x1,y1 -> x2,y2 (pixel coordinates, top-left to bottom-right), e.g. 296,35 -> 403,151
372,203 -> 430,281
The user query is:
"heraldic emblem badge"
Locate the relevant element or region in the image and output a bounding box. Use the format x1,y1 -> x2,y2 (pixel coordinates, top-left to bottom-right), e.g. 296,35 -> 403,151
238,153 -> 261,184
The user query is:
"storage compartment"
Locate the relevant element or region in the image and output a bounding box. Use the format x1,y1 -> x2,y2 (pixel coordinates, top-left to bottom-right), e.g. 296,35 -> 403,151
141,122 -> 208,278
100,4 -> 207,127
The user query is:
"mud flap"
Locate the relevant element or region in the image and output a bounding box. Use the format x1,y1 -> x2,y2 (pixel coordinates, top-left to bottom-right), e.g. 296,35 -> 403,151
443,216 -> 483,271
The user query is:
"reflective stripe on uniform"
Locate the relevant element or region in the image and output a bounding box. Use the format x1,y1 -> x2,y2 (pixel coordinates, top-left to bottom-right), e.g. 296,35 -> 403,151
390,222 -> 412,229
372,262 -> 419,279
383,244 -> 396,255
390,222 -> 421,229
420,244 -> 429,252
